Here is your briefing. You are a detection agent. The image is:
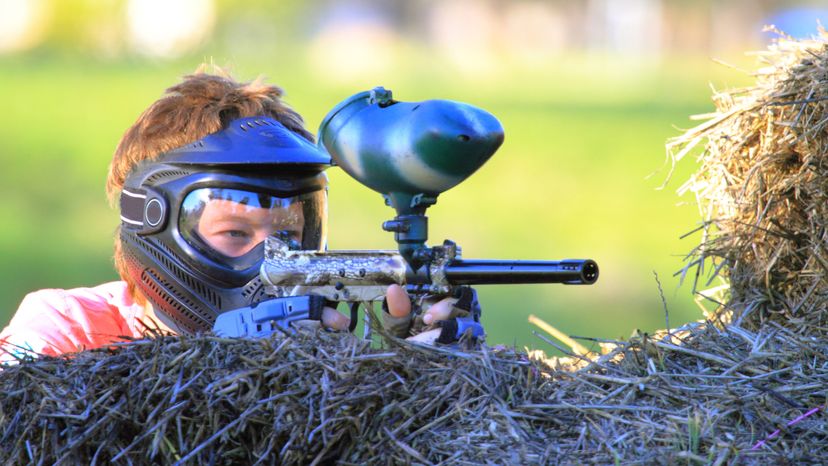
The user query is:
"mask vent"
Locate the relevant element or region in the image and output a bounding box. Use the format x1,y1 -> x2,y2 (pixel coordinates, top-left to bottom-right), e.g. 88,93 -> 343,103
144,169 -> 190,184
241,276 -> 267,303
123,230 -> 222,328
141,268 -> 212,332
149,239 -> 222,309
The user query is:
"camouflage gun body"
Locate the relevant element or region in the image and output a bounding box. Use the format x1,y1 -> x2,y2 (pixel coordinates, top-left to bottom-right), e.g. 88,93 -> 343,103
262,237 -> 598,303
261,237 -> 456,303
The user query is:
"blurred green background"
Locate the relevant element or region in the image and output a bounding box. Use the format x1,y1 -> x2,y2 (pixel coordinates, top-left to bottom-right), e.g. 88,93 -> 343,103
0,0 -> 823,351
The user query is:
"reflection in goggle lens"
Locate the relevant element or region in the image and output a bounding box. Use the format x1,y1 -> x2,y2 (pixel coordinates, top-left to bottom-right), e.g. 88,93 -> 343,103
179,188 -> 322,259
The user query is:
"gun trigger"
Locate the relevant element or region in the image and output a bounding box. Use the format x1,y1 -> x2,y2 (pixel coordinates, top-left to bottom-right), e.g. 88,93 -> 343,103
348,302 -> 359,333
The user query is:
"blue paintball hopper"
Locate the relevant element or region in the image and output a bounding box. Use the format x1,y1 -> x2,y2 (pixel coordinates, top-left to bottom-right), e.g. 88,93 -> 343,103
318,87 -> 504,216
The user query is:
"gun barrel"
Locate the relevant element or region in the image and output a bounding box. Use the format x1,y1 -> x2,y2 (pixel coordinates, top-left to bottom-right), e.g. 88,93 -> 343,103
442,259 -> 599,285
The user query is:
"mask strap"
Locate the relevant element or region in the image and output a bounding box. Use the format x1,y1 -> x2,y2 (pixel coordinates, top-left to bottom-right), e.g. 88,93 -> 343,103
120,188 -> 147,227
120,188 -> 167,234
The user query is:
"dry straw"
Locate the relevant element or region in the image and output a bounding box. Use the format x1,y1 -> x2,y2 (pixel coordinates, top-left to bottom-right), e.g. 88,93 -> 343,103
668,27 -> 828,332
2,315 -> 827,464
3,30 -> 828,464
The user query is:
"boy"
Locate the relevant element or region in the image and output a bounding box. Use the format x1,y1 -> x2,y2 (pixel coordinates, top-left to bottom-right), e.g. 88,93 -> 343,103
0,69 -> 457,361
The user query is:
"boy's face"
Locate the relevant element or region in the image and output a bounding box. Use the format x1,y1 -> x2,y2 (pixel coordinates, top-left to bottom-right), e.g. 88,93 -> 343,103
197,198 -> 305,257
179,187 -> 320,260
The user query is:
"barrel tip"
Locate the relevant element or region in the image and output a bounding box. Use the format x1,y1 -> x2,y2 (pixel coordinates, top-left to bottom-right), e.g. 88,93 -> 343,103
583,260 -> 599,284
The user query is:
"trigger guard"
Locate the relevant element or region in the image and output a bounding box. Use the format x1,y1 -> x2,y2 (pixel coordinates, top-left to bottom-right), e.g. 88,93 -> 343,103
348,302 -> 359,333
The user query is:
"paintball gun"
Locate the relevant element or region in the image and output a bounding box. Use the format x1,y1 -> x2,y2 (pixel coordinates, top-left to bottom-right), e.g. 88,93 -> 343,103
214,87 -> 598,341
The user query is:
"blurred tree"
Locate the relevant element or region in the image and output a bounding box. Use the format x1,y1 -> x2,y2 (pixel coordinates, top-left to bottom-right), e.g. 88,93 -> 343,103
43,0 -> 127,56
0,0 -> 50,53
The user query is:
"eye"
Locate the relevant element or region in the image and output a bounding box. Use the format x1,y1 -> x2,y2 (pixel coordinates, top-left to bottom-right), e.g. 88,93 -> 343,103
224,230 -> 250,239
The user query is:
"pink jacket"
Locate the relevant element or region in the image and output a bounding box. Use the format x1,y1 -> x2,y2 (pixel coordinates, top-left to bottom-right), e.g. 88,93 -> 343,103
0,281 -> 149,362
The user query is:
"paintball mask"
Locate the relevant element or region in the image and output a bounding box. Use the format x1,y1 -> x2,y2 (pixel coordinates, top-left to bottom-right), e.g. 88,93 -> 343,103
118,117 -> 331,334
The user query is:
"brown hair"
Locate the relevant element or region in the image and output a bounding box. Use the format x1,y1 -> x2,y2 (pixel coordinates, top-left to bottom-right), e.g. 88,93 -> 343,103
108,67 -> 313,304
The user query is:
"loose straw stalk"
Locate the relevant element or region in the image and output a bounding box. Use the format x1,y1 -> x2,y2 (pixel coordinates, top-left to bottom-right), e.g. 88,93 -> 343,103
528,314 -> 590,355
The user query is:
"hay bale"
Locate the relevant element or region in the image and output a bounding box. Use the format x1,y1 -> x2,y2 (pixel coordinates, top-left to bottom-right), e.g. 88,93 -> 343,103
0,329 -> 544,464
2,320 -> 827,464
669,28 -> 828,331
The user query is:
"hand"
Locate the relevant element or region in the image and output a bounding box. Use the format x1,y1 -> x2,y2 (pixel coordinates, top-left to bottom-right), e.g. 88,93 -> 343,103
320,306 -> 350,331
318,285 -> 419,332
320,285 -> 458,340
385,284 -> 458,344
317,286 -> 412,331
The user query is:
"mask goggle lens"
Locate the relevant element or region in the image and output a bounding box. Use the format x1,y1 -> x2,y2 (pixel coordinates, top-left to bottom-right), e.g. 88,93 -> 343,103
179,188 -> 324,260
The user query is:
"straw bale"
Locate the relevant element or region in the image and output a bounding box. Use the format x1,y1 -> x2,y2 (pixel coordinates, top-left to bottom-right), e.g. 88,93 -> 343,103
669,28 -> 828,331
1,317 -> 827,464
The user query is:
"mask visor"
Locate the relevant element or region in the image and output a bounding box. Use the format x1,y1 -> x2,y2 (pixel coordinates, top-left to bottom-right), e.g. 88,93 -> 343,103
179,187 -> 326,269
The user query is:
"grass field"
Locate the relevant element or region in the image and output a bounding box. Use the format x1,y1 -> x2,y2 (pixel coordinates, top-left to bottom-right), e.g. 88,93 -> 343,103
0,51 -> 751,349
